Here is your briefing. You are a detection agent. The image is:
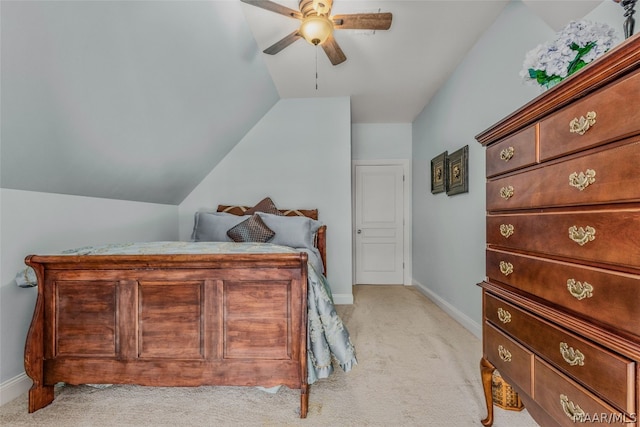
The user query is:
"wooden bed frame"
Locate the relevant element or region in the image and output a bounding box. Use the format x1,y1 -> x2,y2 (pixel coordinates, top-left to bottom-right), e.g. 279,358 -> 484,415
24,208 -> 327,418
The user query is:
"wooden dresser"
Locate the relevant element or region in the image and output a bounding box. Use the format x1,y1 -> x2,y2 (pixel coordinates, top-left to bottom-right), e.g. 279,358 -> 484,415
476,34 -> 640,427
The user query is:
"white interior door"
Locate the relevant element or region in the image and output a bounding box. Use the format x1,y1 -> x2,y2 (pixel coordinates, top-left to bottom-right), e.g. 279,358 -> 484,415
354,164 -> 404,285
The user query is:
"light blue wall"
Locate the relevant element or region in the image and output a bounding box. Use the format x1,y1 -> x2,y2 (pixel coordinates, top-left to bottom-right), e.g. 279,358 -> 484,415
0,189 -> 178,395
179,97 -> 353,303
0,1 -> 277,205
411,0 -> 623,336
352,123 -> 412,160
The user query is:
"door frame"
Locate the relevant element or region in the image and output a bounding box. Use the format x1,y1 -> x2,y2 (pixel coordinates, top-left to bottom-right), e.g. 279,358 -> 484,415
352,159 -> 412,286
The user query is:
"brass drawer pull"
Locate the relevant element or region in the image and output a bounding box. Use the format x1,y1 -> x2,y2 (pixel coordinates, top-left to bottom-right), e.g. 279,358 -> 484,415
568,169 -> 596,191
499,224 -> 514,238
560,342 -> 585,366
498,345 -> 512,362
500,146 -> 515,162
569,111 -> 597,136
560,394 -> 586,422
500,186 -> 514,200
497,308 -> 511,324
567,279 -> 594,300
499,261 -> 513,276
568,226 -> 596,246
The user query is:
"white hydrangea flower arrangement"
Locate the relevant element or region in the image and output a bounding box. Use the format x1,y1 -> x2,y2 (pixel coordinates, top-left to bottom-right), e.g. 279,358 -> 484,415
520,20 -> 619,89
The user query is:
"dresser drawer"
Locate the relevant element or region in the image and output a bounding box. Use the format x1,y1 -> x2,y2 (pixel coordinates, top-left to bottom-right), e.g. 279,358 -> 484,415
487,209 -> 640,270
483,321 -> 533,395
534,359 -> 635,426
486,249 -> 640,338
539,70 -> 640,162
487,140 -> 640,211
486,125 -> 537,177
485,293 -> 635,413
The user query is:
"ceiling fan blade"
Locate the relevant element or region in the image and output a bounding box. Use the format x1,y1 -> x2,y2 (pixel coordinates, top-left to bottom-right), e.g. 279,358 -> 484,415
240,0 -> 303,20
321,34 -> 346,65
332,12 -> 392,30
263,30 -> 302,55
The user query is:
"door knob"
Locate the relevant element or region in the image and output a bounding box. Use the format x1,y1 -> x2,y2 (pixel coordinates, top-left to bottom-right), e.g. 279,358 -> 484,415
357,229 -> 362,234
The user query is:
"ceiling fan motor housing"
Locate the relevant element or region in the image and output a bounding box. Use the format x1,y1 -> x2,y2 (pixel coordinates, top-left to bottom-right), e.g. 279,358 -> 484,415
311,0 -> 332,15
299,0 -> 332,17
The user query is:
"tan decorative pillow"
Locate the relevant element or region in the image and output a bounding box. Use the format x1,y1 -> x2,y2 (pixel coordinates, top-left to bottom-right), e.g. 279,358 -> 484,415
217,205 -> 249,216
218,205 -> 319,220
279,209 -> 319,220
227,214 -> 275,243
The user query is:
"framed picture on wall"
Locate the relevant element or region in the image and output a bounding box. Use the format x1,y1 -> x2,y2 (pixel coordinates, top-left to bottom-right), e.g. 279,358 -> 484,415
446,145 -> 469,196
430,151 -> 447,194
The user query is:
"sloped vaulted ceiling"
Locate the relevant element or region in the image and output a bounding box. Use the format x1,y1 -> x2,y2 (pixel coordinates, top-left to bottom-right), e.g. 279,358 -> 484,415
1,1 -> 606,206
1,1 -> 278,205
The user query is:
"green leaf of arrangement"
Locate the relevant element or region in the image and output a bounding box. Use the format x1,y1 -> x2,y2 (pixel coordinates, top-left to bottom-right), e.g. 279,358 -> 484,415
534,69 -> 549,85
567,42 -> 596,75
572,60 -> 588,73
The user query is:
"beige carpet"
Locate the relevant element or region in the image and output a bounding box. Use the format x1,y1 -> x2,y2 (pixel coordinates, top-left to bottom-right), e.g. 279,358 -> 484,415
0,285 -> 539,426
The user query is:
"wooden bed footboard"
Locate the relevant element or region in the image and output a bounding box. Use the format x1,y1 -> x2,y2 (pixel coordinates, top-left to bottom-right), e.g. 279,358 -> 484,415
24,252 -> 309,417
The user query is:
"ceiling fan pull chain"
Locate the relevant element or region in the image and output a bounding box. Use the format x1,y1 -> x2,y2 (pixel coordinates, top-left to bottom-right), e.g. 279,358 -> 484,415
315,45 -> 319,90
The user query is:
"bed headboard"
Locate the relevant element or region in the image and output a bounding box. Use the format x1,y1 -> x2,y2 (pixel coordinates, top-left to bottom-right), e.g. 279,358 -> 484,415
217,204 -> 327,274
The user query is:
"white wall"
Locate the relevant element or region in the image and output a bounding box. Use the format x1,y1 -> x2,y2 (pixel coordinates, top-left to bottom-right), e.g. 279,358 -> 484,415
411,0 -> 623,337
179,97 -> 353,303
0,189 -> 178,402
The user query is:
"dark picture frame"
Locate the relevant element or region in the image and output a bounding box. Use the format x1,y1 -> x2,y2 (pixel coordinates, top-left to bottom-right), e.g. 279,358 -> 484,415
430,151 -> 447,194
446,145 -> 469,196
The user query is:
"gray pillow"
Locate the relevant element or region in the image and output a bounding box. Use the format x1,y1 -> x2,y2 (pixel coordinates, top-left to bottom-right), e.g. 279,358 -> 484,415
191,212 -> 246,242
256,212 -> 322,250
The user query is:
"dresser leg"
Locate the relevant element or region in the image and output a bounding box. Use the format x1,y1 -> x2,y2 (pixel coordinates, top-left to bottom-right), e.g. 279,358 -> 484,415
480,357 -> 496,427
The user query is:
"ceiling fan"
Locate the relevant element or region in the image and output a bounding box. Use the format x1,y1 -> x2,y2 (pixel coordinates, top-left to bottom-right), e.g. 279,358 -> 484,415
241,0 -> 392,65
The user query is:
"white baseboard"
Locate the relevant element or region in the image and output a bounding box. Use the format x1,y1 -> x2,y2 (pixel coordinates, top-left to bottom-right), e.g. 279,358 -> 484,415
412,279 -> 481,339
1,372 -> 31,406
332,292 -> 354,305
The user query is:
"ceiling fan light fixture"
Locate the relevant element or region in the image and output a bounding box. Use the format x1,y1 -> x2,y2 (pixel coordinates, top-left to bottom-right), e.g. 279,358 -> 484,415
299,15 -> 334,45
